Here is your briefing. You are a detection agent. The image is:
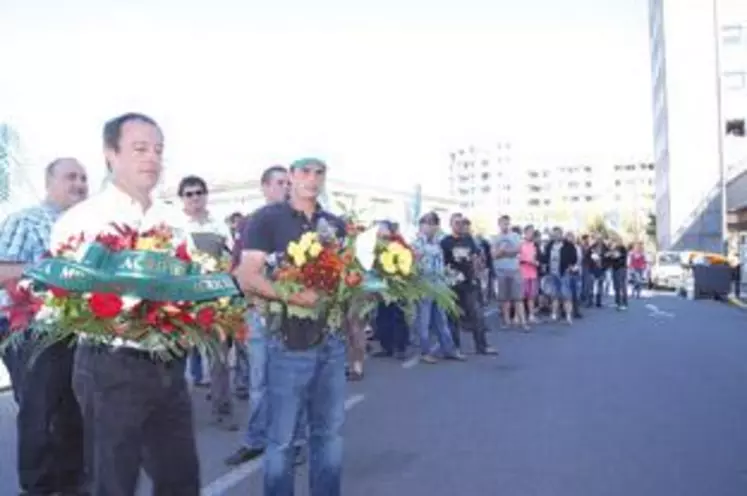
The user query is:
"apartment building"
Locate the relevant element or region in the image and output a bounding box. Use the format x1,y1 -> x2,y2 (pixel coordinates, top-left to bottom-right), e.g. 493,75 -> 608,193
448,141 -> 515,211
448,142 -> 654,230
648,0 -> 747,251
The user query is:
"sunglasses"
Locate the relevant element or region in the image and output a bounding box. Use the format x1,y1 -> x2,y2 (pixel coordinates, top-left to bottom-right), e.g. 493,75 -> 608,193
182,190 -> 206,198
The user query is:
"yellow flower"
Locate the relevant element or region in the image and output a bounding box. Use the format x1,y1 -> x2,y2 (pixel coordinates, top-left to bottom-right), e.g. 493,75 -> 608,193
397,249 -> 413,276
287,242 -> 307,267
308,241 -> 323,258
218,297 -> 231,308
298,232 -> 318,251
387,241 -> 405,255
379,251 -> 398,274
135,237 -> 161,252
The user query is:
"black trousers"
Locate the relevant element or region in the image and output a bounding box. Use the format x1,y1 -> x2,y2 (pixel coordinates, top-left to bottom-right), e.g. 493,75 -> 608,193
1,325 -> 85,496
450,283 -> 489,352
73,343 -> 200,496
375,302 -> 408,354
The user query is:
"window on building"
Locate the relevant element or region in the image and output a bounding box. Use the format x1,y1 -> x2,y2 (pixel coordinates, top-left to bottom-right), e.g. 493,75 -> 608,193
528,199 -> 540,207
481,185 -> 491,193
724,71 -> 746,91
585,181 -> 592,188
722,25 -> 745,45
481,172 -> 490,180
727,119 -> 745,137
585,196 -> 593,202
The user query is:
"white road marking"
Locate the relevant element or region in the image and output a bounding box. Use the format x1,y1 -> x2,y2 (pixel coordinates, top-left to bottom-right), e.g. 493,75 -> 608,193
645,303 -> 675,318
200,393 -> 366,496
402,307 -> 497,369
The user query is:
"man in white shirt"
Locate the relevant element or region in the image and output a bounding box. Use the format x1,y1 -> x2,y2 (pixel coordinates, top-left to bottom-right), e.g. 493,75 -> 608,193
177,174 -> 238,430
52,113 -> 200,495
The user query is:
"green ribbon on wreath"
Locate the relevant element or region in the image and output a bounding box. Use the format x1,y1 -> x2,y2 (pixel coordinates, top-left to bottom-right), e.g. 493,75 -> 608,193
24,242 -> 240,302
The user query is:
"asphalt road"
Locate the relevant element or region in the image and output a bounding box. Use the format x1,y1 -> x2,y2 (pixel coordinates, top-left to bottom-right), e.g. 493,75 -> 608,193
2,293 -> 747,495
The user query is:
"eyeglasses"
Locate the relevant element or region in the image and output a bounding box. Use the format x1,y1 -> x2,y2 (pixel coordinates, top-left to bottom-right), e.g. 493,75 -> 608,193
182,190 -> 206,198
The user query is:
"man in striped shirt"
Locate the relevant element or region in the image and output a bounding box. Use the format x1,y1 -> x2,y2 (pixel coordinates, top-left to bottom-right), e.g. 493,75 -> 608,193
0,157 -> 88,496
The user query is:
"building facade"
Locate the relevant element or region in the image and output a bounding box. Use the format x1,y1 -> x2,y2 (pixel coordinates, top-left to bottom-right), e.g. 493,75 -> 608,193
448,141 -> 515,211
448,142 -> 655,233
648,0 -> 747,251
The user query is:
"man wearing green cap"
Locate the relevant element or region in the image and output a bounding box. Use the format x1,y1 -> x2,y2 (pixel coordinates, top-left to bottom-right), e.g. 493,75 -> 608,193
236,157 -> 347,496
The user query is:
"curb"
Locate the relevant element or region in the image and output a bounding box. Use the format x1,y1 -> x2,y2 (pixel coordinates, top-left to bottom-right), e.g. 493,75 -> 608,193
727,296 -> 747,309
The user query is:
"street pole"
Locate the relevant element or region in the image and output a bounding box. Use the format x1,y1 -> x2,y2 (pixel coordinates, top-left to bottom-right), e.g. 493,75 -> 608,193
713,0 -> 729,255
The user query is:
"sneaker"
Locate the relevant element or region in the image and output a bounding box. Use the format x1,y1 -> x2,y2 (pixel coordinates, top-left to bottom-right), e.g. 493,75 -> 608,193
444,351 -> 467,361
224,446 -> 265,467
420,354 -> 438,364
478,346 -> 499,355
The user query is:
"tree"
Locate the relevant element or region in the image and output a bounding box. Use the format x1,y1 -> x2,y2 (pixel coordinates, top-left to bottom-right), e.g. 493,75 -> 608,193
586,215 -> 611,237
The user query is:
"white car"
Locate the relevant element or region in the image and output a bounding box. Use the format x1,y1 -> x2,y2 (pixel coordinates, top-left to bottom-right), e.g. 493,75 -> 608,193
648,251 -> 684,289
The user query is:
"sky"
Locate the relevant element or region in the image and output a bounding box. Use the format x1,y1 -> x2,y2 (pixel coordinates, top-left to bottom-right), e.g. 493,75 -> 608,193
0,0 -> 654,201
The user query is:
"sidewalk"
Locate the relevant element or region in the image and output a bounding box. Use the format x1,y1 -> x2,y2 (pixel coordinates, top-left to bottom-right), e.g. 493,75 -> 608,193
0,363 -> 9,391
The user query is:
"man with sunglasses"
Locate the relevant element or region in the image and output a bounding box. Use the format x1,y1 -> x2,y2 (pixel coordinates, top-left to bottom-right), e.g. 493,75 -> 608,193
178,175 -> 238,430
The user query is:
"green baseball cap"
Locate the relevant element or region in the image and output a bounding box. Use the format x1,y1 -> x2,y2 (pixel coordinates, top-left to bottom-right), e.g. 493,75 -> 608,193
289,157 -> 327,170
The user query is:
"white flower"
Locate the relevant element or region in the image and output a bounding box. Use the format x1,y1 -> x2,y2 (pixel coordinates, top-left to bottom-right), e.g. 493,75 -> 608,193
18,279 -> 34,292
355,226 -> 379,271
120,295 -> 142,311
36,305 -> 61,323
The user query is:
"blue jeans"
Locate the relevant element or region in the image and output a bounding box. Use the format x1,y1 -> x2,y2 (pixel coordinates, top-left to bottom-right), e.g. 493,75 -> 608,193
188,349 -> 204,383
612,268 -> 628,307
245,310 -> 307,450
414,298 -> 457,356
584,271 -> 606,306
234,341 -> 249,392
264,334 -> 346,496
547,273 -> 572,300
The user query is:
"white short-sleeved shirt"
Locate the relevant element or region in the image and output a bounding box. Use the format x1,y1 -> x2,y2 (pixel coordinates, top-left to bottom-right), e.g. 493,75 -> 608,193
181,212 -> 233,257
51,185 -> 187,349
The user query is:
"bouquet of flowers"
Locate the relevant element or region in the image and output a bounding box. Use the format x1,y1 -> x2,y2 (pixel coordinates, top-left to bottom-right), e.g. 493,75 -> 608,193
268,219 -> 376,330
369,231 -> 459,318
1,223 -> 245,360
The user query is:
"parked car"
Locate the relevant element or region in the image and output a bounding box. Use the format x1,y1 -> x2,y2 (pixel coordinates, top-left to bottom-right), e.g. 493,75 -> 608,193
648,251 -> 684,289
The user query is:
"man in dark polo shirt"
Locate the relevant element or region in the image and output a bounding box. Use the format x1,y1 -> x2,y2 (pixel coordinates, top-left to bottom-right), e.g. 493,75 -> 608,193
236,157 -> 346,496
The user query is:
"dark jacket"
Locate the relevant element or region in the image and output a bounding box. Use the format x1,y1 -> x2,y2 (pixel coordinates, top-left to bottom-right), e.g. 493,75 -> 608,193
542,239 -> 578,276
605,245 -> 628,271
584,241 -> 608,276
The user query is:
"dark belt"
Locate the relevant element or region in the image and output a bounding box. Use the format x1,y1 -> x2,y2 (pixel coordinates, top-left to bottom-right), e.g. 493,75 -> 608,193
79,341 -> 187,364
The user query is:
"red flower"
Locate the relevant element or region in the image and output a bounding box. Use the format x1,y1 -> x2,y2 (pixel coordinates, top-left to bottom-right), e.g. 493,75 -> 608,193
88,293 -> 123,319
195,307 -> 216,327
49,286 -> 70,299
2,278 -> 43,331
344,272 -> 362,288
175,242 -> 191,262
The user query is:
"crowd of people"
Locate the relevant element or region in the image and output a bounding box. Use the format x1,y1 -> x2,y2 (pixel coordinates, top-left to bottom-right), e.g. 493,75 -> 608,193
0,111 -> 651,496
